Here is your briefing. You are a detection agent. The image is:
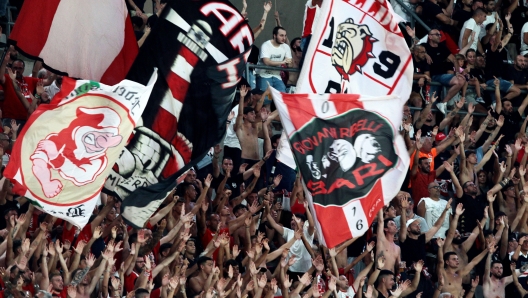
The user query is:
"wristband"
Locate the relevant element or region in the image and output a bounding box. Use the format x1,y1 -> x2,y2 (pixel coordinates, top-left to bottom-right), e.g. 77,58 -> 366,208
35,94 -> 41,99
226,120 -> 231,124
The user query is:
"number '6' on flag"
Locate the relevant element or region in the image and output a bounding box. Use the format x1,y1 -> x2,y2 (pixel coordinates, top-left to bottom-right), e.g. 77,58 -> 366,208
270,88 -> 410,248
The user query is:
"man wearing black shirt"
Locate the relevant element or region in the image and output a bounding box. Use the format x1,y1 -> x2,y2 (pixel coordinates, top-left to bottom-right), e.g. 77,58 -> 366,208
453,0 -> 484,30
503,55 -> 528,91
495,78 -> 528,145
413,45 -> 431,84
421,0 -> 459,31
483,22 -> 520,103
421,30 -> 465,114
457,181 -> 487,234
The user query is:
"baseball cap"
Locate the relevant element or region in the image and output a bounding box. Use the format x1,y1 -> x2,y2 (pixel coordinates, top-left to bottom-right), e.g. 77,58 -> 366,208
435,132 -> 447,143
406,218 -> 417,228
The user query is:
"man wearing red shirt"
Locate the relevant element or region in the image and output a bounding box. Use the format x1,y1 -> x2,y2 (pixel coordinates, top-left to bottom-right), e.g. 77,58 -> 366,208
0,47 -> 54,126
410,138 -> 452,206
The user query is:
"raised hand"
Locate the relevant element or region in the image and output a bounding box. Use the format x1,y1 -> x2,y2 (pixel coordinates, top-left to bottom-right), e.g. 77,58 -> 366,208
137,229 -> 147,244
436,238 -> 445,248
6,68 -> 15,81
246,280 -> 255,292
283,277 -> 292,289
54,239 -> 63,254
414,260 -> 424,272
204,174 -> 213,188
67,285 -> 76,298
455,203 -> 464,215
443,161 -> 454,173
288,255 -> 297,266
86,253 -> 96,267
377,255 -> 385,268
263,1 -> 272,12
364,285 -> 374,298
257,274 -> 267,288
471,275 -> 479,289
273,174 -> 283,187
239,85 -> 249,98
93,226 -> 103,239
444,198 -> 453,212
328,276 -> 337,291
497,116 -> 505,127
297,272 -> 312,286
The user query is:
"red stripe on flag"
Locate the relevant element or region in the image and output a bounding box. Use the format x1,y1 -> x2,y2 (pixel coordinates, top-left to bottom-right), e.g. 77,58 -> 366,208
9,0 -> 60,56
328,93 -> 363,114
160,135 -> 193,179
165,46 -> 200,101
360,180 -> 384,225
179,46 -> 200,66
166,72 -> 191,103
100,14 -> 139,85
152,106 -> 178,141
282,94 -> 317,131
313,204 -> 352,248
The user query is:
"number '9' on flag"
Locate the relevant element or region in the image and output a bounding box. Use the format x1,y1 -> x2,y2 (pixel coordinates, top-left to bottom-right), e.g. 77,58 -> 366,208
270,88 -> 410,248
297,0 -> 413,100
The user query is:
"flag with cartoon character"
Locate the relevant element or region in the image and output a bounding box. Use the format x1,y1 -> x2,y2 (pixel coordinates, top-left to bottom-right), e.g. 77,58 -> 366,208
4,74 -> 156,228
271,89 -> 409,248
297,0 -> 412,96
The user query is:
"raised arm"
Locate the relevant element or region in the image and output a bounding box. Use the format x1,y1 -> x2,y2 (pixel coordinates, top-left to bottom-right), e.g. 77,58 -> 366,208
425,199 -> 452,242
234,86 -> 248,132
460,246 -> 490,276
445,203 -> 464,249
495,78 -> 502,114
483,243 -> 496,285
445,161 -> 463,198
510,262 -> 527,296
399,198 -> 408,243
415,93 -> 437,129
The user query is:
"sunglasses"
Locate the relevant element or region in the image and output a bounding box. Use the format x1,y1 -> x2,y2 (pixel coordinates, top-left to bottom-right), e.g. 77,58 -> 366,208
428,186 -> 441,190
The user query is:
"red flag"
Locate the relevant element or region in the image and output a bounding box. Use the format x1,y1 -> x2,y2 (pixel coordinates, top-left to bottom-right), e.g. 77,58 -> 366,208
271,89 -> 410,248
9,0 -> 138,85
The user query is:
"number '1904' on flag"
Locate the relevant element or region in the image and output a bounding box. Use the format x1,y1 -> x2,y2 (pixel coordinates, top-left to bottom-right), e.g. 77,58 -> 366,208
4,73 -> 157,228
271,88 -> 409,248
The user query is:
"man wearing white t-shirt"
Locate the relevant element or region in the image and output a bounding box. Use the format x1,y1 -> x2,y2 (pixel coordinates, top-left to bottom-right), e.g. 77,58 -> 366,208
520,22 -> 528,56
256,26 -> 292,106
266,204 -> 315,278
479,0 -> 498,40
459,9 -> 486,53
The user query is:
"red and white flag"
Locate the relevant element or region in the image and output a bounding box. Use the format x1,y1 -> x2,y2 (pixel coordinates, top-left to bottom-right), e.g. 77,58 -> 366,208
271,89 -> 409,248
296,0 -> 412,96
271,0 -> 413,246
9,0 -> 138,85
4,73 -> 156,228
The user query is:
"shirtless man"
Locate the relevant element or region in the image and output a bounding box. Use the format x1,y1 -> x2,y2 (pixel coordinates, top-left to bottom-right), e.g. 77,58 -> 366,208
71,249 -> 109,298
498,178 -> 519,225
234,86 -> 268,165
376,209 -> 401,273
188,257 -> 218,296
443,203 -> 488,284
483,244 -> 518,298
437,238 -> 490,297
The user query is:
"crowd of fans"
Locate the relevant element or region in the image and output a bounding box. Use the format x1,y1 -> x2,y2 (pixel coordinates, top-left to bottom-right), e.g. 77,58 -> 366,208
4,0 -> 528,297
